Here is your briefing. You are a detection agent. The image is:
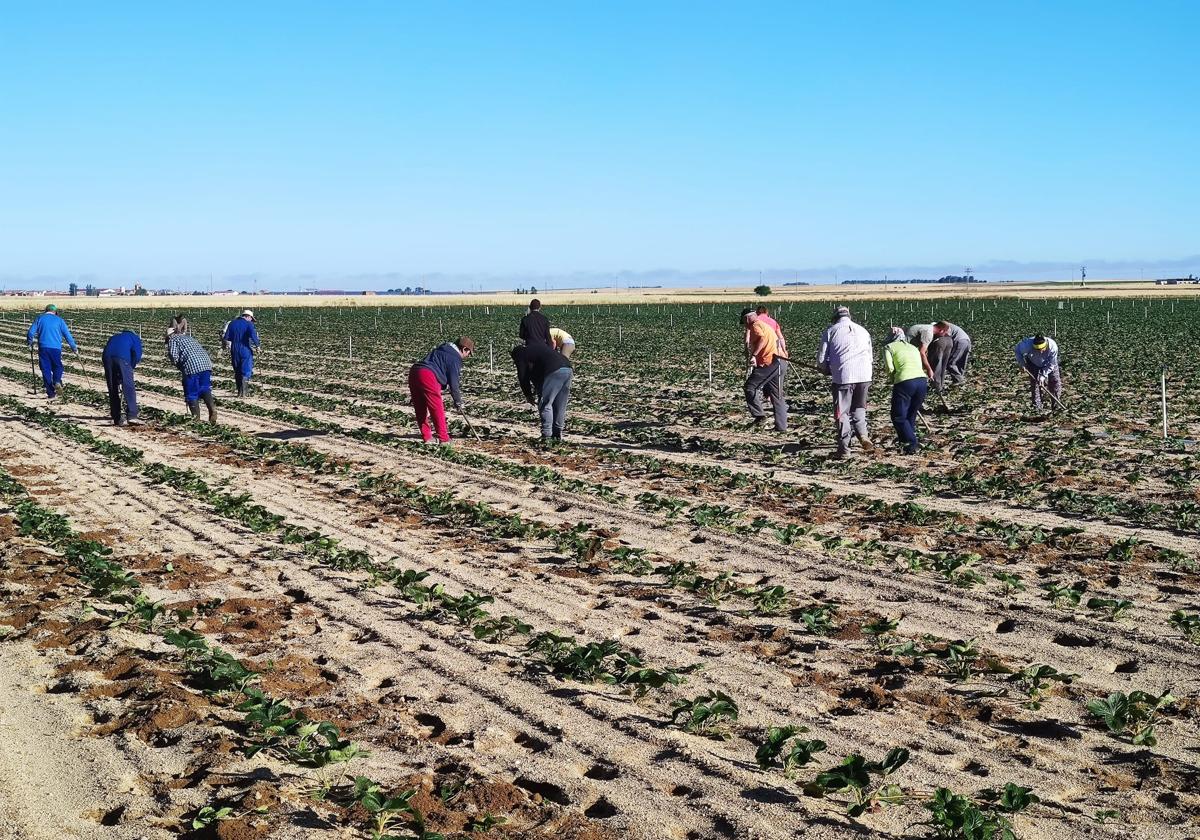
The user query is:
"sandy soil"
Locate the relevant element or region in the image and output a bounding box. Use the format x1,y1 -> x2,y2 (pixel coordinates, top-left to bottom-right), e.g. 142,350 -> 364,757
0,328 -> 1198,838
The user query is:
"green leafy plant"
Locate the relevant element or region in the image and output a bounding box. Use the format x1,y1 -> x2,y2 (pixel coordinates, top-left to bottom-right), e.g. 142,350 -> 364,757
755,725 -> 827,777
1169,610 -> 1200,644
1085,596 -> 1133,621
1008,664 -> 1075,710
668,690 -> 739,738
1086,689 -> 1176,746
807,748 -> 909,817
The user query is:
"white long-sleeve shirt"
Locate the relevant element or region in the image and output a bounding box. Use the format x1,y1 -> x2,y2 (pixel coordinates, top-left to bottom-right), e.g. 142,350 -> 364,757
1014,337 -> 1059,371
817,316 -> 873,385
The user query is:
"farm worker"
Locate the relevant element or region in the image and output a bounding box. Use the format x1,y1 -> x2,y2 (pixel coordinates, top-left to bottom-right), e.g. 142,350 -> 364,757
883,327 -> 927,454
409,337 -> 475,444
26,303 -> 79,400
549,327 -> 576,358
816,306 -> 873,458
101,331 -> 144,426
221,310 -> 261,397
906,322 -> 952,390
747,305 -> 789,401
1015,334 -> 1062,411
932,321 -> 972,386
511,342 -> 574,442
518,298 -> 553,348
741,308 -> 788,432
170,314 -> 191,335
165,328 -> 218,423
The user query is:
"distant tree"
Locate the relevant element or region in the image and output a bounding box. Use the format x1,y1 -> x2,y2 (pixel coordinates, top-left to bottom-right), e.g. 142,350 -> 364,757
754,285 -> 772,296
68,282 -> 78,296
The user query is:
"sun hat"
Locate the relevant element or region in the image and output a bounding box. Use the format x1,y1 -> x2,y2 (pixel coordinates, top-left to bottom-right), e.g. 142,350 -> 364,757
890,326 -> 905,341
241,309 -> 254,318
833,305 -> 851,319
1033,334 -> 1048,350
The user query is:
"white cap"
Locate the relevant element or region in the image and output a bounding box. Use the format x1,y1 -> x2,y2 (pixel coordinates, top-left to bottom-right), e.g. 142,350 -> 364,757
241,309 -> 254,318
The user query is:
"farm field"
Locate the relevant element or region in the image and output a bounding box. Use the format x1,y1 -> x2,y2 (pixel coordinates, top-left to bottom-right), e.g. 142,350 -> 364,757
0,297 -> 1198,840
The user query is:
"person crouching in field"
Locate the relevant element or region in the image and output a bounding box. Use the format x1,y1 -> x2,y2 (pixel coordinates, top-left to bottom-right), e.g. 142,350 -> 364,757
883,327 -> 927,454
166,328 -> 218,423
511,342 -> 573,444
409,337 -> 474,444
1015,334 -> 1062,412
550,326 -> 576,358
741,308 -> 788,432
101,330 -> 143,426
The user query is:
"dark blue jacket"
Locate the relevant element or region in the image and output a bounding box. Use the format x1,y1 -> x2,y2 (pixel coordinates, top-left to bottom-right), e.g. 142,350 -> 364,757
101,331 -> 143,367
222,317 -> 260,354
417,343 -> 465,407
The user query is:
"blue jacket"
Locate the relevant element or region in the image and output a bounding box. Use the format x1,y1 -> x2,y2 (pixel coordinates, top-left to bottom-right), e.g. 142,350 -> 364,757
418,342 -> 465,407
102,331 -> 143,367
27,312 -> 77,351
222,317 -> 260,354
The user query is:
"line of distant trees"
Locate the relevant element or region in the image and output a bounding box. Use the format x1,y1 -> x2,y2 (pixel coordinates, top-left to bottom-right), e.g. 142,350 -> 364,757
840,275 -> 984,285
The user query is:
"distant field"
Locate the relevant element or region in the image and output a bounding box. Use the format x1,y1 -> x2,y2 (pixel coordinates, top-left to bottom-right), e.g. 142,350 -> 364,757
3,280 -> 1200,312
0,299 -> 1197,839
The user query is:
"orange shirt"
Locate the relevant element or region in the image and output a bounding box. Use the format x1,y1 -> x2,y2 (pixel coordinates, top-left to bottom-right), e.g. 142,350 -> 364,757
749,320 -> 777,366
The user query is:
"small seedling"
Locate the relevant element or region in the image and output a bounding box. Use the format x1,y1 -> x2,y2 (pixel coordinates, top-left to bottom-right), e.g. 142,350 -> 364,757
807,748 -> 909,817
1169,610 -> 1200,644
1040,580 -> 1087,608
755,725 -> 827,777
668,690 -> 739,738
1085,596 -> 1133,621
1008,664 -> 1075,710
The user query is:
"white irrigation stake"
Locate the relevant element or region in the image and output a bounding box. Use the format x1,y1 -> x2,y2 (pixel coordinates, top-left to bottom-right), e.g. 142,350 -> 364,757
489,339 -> 494,371
348,335 -> 353,360
707,349 -> 713,387
618,324 -> 623,343
1162,366 -> 1168,440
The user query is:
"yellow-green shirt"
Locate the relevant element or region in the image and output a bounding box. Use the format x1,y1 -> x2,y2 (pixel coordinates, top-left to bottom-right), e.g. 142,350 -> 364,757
884,340 -> 924,384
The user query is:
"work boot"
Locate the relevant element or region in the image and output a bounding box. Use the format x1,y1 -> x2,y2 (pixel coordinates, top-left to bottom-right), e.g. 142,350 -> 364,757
747,416 -> 767,429
187,399 -> 202,420
858,436 -> 875,454
202,393 -> 218,424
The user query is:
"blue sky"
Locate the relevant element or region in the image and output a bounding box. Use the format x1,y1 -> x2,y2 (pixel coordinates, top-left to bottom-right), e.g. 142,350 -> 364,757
1,2 -> 1197,289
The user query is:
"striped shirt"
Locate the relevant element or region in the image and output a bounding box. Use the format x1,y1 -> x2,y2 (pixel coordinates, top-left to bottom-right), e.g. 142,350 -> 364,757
167,334 -> 213,376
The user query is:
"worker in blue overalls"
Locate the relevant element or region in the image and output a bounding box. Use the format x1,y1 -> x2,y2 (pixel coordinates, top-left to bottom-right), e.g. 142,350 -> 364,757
26,303 -> 78,399
221,309 -> 261,397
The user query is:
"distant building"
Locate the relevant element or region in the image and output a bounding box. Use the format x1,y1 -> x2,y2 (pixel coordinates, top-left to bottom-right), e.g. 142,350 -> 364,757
1156,275 -> 1199,285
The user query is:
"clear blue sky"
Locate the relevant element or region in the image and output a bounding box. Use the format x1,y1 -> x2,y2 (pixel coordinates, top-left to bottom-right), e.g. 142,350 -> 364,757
1,1 -> 1197,288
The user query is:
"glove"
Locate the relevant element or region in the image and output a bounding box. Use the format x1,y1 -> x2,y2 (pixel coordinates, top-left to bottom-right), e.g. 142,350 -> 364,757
453,402 -> 464,412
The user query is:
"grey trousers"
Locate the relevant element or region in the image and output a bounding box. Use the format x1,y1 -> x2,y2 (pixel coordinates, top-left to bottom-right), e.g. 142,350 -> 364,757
1029,367 -> 1062,409
947,339 -> 971,385
927,336 -> 953,390
539,367 -> 572,438
832,381 -> 870,454
745,360 -> 788,430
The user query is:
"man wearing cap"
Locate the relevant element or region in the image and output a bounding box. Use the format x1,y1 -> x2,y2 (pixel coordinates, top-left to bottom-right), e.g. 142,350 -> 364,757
25,304 -> 78,400
519,299 -> 553,348
816,306 -> 873,457
512,341 -> 573,443
741,308 -> 788,432
101,330 -> 144,426
932,321 -> 972,386
409,337 -> 475,444
884,327 -> 927,454
221,310 -> 261,397
1015,334 -> 1061,411
166,328 -> 218,423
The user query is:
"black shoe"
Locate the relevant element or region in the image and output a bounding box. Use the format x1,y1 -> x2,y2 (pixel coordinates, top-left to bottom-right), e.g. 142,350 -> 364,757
747,417 -> 767,428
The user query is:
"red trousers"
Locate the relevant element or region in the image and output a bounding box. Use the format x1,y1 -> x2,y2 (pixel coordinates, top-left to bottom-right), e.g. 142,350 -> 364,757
408,364 -> 449,442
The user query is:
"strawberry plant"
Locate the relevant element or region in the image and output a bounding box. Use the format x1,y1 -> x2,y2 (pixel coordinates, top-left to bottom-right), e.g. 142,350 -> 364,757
922,782 -> 1038,839
1085,596 -> 1133,621
668,690 -> 739,738
1040,580 -> 1087,608
1008,664 -> 1075,710
754,725 -> 827,777
1168,610 -> 1200,644
861,617 -> 901,651
807,748 -> 909,817
1086,689 -> 1176,746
